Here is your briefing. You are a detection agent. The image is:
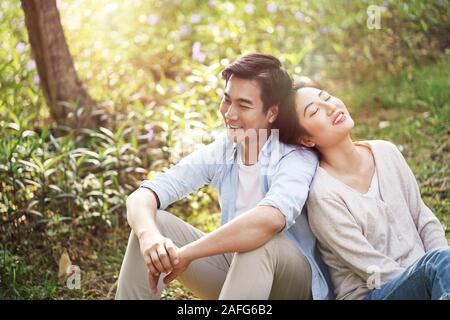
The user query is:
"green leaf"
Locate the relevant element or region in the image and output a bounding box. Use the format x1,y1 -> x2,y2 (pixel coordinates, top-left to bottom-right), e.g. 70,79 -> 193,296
44,168 -> 57,179
55,193 -> 77,199
6,122 -> 20,131
18,159 -> 41,172
99,127 -> 116,140
86,191 -> 104,197
24,179 -> 42,188
43,153 -> 65,170
31,155 -> 44,172
21,130 -> 36,138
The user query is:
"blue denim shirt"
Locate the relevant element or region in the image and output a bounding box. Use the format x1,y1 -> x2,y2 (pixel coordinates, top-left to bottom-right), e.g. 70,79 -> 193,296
141,133 -> 333,299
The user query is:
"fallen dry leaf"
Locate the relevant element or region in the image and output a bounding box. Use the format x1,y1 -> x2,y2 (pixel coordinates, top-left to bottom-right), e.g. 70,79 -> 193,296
58,248 -> 72,278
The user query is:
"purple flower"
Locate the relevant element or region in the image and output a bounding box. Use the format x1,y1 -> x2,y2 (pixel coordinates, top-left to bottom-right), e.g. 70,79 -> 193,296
266,3 -> 277,13
147,14 -> 158,25
320,26 -> 329,35
26,60 -> 36,71
192,41 -> 206,62
174,83 -> 186,94
16,42 -> 26,53
146,129 -> 154,143
190,14 -> 201,24
33,75 -> 40,85
244,3 -> 254,14
295,11 -> 304,21
179,24 -> 190,36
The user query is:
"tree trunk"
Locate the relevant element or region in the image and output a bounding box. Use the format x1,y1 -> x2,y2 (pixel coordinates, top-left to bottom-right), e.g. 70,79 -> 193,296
21,0 -> 104,130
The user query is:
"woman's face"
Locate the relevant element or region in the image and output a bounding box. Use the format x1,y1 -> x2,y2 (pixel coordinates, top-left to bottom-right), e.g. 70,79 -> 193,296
295,87 -> 354,148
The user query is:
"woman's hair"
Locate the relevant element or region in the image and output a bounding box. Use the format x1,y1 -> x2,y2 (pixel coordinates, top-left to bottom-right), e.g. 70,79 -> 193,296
275,76 -> 322,145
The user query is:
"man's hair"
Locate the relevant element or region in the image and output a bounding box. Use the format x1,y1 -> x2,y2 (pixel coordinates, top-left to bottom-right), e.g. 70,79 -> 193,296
221,53 -> 293,114
221,54 -> 322,146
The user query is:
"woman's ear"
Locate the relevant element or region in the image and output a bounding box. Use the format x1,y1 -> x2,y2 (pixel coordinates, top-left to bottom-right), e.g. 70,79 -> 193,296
298,136 -> 315,148
268,105 -> 279,123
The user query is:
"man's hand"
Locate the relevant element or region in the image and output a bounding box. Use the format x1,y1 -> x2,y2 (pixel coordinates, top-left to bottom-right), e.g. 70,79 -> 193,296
138,232 -> 180,293
163,245 -> 192,285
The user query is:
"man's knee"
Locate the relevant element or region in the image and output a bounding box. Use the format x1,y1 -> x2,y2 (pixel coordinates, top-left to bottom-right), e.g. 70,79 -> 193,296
154,210 -> 176,234
232,234 -> 284,264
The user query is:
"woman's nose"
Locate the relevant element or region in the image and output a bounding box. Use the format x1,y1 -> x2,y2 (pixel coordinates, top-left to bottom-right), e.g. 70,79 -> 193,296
325,102 -> 336,116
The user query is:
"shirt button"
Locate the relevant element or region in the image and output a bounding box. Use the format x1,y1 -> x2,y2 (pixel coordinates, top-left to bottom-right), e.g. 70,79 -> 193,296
398,235 -> 403,241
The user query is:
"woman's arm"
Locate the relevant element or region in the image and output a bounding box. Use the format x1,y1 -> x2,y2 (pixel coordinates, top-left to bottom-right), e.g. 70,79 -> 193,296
388,142 -> 448,250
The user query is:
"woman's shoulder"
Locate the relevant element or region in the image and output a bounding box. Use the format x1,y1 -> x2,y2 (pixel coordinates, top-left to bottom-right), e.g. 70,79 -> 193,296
358,139 -> 399,152
307,167 -> 343,203
358,139 -> 405,162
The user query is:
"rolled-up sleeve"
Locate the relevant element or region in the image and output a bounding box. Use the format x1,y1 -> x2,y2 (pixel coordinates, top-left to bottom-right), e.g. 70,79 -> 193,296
258,148 -> 318,230
140,138 -> 223,210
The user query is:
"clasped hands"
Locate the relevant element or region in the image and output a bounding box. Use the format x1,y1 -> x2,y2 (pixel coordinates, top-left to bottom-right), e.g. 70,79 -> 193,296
138,233 -> 191,294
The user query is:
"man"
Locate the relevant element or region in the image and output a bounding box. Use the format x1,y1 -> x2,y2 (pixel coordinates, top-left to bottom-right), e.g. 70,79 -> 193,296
115,54 -> 332,300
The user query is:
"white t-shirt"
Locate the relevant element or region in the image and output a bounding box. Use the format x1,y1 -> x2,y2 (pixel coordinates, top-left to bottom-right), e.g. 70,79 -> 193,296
233,162 -> 263,220
365,167 -> 381,199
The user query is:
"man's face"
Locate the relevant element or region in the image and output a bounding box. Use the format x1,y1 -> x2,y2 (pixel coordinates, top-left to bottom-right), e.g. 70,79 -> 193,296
220,75 -> 276,144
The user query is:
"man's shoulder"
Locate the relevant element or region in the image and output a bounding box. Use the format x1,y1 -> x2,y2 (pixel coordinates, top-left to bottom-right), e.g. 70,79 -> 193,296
269,135 -> 318,161
262,139 -> 318,180
279,143 -> 319,166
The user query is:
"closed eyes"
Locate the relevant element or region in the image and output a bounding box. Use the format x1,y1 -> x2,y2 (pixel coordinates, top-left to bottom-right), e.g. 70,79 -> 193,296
310,107 -> 319,117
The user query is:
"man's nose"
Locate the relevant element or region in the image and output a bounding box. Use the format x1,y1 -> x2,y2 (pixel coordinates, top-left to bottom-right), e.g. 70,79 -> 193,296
225,104 -> 238,120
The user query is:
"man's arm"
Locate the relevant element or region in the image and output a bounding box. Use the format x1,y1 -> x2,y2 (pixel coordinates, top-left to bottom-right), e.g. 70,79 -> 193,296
163,205 -> 284,284
126,187 -> 159,241
163,148 -> 318,284
126,187 -> 179,293
126,136 -> 226,293
183,205 -> 285,260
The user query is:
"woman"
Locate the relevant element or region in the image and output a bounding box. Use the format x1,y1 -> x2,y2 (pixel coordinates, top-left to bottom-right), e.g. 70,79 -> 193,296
288,83 -> 449,300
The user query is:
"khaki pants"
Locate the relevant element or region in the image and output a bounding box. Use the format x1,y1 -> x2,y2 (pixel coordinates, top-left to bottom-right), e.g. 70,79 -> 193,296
115,210 -> 312,300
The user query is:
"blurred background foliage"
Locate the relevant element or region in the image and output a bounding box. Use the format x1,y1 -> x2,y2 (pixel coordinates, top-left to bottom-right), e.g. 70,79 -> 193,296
0,0 -> 448,299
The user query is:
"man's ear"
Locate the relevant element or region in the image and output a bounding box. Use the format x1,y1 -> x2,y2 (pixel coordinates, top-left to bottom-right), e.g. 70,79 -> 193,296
298,136 -> 315,148
268,105 -> 279,123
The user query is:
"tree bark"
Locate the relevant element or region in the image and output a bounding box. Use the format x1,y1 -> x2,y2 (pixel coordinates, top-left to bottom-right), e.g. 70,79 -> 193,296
21,0 -> 104,130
